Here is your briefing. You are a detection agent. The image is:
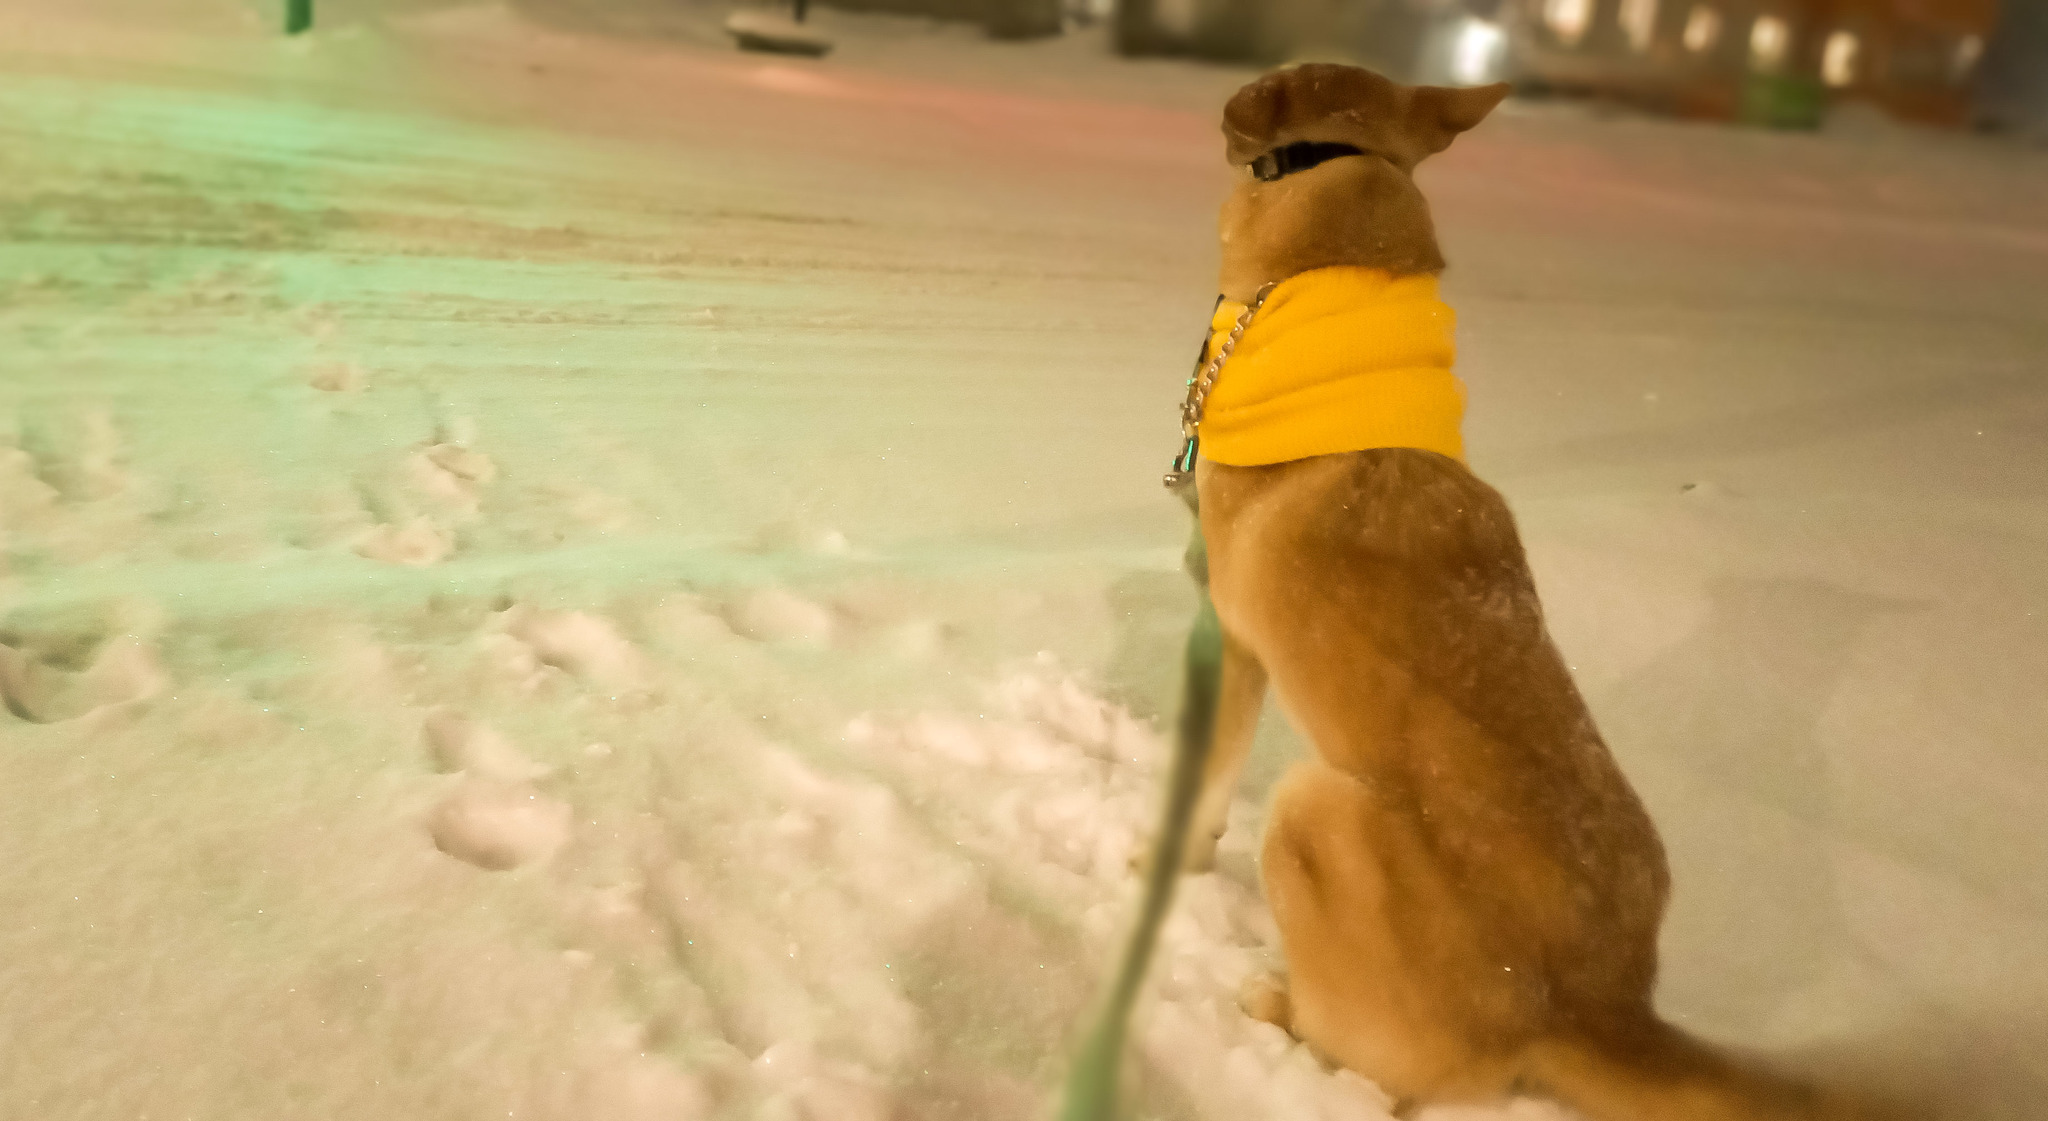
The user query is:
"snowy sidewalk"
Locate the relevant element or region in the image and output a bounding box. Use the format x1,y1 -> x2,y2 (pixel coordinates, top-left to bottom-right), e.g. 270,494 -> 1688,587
4,3 -> 2046,1119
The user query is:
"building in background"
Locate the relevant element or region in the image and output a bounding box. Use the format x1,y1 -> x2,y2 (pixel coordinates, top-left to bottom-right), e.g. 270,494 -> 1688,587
1975,0 -> 2048,136
1502,0 -> 1997,125
1110,0 -> 2001,128
1112,0 -> 1508,82
817,0 -> 1068,37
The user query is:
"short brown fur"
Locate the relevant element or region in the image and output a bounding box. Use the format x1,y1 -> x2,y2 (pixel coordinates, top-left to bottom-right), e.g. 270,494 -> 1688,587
1189,64 -> 1859,1121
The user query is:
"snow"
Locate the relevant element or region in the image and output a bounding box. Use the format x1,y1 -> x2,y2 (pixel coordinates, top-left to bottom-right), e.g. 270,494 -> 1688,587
3,1 -> 2046,1119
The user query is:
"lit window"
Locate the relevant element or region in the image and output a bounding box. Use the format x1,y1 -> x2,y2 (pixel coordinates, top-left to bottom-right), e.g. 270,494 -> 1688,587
1750,14 -> 1790,72
1153,0 -> 1196,38
1544,0 -> 1593,46
1822,30 -> 1859,87
1683,5 -> 1722,53
1451,18 -> 1509,85
1619,0 -> 1659,52
1954,35 -> 1985,81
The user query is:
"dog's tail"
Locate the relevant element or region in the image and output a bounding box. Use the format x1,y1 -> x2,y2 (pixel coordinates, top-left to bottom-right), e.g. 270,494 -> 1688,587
1523,1019 -> 1869,1121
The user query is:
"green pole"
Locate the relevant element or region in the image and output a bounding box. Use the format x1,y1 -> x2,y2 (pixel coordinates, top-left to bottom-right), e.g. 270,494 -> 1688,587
286,0 -> 312,34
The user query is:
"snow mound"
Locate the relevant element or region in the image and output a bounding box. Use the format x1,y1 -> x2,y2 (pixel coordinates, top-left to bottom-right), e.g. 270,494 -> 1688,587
0,635 -> 166,725
355,515 -> 454,566
726,587 -> 839,646
845,657 -> 1445,1120
428,776 -> 572,871
422,707 -> 553,782
498,605 -> 652,694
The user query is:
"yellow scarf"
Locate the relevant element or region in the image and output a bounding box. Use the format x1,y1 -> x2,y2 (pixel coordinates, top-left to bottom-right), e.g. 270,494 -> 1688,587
1198,267 -> 1466,467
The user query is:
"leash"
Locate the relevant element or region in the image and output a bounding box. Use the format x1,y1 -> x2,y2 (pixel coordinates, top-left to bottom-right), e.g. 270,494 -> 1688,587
1067,282 -> 1280,1121
1066,145 -> 1353,1121
1163,282 -> 1278,491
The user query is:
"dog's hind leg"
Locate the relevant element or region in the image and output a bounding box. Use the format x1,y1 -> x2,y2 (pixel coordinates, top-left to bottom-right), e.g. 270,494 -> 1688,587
1184,632 -> 1265,872
1262,757 -> 1528,1108
1238,968 -> 1293,1032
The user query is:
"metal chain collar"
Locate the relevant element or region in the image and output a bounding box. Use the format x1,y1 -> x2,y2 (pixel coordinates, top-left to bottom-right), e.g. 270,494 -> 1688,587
1163,281 -> 1278,490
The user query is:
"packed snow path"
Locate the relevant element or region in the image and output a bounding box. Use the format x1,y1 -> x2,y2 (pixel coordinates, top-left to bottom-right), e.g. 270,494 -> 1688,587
3,2 -> 2045,1119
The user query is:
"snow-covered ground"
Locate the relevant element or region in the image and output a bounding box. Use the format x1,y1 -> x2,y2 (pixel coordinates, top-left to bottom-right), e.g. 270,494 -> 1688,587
3,2 -> 2045,1119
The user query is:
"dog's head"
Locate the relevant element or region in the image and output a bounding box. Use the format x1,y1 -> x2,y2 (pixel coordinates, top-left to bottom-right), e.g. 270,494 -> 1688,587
1217,64 -> 1508,300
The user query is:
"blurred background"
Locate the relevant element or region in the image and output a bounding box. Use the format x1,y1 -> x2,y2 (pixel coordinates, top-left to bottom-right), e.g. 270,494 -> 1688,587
1109,0 -> 2040,134
543,0 -> 2048,134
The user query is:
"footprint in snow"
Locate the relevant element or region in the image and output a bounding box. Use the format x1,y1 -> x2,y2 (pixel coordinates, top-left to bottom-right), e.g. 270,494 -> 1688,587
498,605 -> 650,694
409,442 -> 496,515
16,408 -> 126,502
0,635 -> 166,724
304,360 -> 366,393
427,778 -> 571,871
422,706 -> 552,782
0,445 -> 60,522
724,588 -> 837,647
421,708 -> 569,871
354,516 -> 453,566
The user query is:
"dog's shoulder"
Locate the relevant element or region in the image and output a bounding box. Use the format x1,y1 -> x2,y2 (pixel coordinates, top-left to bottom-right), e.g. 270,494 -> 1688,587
1203,450 -> 1531,599
1316,449 -> 1524,570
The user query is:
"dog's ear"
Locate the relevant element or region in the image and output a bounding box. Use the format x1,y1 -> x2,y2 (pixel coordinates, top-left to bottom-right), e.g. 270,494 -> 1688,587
1222,63 -> 1401,168
1406,82 -> 1511,158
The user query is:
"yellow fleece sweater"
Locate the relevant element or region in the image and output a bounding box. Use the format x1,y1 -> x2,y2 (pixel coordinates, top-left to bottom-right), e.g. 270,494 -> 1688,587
1198,267 -> 1467,467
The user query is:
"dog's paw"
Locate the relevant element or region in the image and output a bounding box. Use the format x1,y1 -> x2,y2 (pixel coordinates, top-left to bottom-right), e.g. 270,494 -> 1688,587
1180,830 -> 1222,875
1239,971 -> 1293,1032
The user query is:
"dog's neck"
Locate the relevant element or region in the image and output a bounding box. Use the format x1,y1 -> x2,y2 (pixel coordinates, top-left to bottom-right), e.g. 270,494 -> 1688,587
1197,267 -> 1466,468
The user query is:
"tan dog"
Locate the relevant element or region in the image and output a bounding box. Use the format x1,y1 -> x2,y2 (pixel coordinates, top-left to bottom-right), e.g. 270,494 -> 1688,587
1178,65 -> 1851,1121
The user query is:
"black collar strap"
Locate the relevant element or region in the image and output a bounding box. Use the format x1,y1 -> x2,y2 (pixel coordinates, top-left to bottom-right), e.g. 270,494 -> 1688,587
1250,140 -> 1366,182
